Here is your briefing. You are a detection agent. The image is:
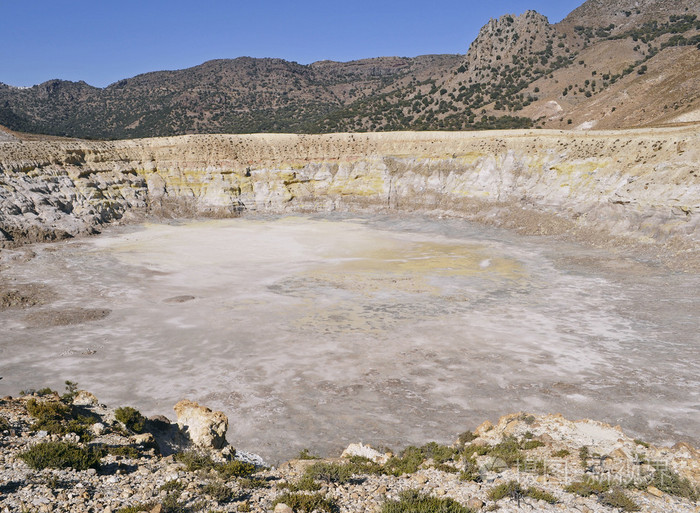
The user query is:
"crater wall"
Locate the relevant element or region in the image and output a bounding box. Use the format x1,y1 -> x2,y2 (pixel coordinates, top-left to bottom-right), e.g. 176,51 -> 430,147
1,127 -> 698,267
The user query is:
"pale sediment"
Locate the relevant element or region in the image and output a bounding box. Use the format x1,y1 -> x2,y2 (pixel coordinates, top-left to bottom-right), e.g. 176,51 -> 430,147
0,127 -> 698,270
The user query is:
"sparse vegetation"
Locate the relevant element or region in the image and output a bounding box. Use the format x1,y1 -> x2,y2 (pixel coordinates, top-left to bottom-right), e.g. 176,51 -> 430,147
297,448 -> 319,460
650,462 -> 698,500
600,488 -> 640,511
202,480 -> 236,503
488,481 -> 557,504
272,492 -> 338,513
107,445 -> 140,459
114,406 -> 145,433
564,477 -> 610,497
160,480 -> 185,493
19,441 -> 103,470
303,461 -> 354,484
382,489 -> 473,513
216,459 -> 257,479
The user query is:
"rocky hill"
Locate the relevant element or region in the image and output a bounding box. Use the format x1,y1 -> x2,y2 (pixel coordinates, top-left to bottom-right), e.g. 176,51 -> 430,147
0,0 -> 698,139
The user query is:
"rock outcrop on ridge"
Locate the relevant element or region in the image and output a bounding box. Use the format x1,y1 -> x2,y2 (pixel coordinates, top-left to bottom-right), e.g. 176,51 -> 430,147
1,127 -> 698,270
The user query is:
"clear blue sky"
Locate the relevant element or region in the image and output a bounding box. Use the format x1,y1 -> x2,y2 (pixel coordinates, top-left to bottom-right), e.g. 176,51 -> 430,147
0,0 -> 583,88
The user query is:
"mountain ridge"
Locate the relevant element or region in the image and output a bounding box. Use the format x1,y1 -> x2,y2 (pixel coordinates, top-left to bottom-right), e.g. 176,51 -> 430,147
0,0 -> 698,139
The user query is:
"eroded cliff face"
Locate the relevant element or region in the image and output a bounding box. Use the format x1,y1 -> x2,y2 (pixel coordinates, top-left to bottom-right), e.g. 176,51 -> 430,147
0,128 -> 698,267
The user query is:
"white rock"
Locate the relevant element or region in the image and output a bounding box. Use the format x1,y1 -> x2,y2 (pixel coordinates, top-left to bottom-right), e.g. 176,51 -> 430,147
274,503 -> 294,513
72,390 -> 98,406
173,399 -> 228,450
91,422 -> 106,436
341,442 -> 390,464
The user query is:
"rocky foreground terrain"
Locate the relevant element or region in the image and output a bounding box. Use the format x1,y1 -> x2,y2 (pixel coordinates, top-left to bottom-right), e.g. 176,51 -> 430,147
1,126 -> 698,271
1,387 -> 698,513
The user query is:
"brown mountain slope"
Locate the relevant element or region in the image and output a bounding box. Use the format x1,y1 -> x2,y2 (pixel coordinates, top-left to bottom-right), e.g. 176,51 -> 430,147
0,0 -> 698,138
560,0 -> 700,33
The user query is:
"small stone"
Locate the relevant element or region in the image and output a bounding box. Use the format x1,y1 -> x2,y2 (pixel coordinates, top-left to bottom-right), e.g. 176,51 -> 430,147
434,488 -> 446,496
274,504 -> 293,513
467,498 -> 484,510
62,432 -> 80,443
415,475 -> 429,484
91,422 -> 106,436
647,485 -> 664,497
132,433 -> 155,445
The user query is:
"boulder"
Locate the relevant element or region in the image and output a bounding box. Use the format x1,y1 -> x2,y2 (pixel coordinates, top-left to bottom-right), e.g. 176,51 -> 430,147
72,390 -> 98,406
173,400 -> 228,450
341,442 -> 390,463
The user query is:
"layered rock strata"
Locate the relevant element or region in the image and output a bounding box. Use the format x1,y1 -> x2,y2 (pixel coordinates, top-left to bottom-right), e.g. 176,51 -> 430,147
0,127 -> 698,268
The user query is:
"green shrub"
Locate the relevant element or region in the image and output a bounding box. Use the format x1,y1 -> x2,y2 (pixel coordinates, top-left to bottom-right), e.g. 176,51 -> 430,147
488,437 -> 523,467
551,449 -> 570,458
19,441 -> 103,470
116,503 -> 158,513
297,448 -> 319,460
238,477 -> 268,489
384,447 -> 424,476
26,398 -> 70,422
26,398 -> 96,441
61,381 -> 79,403
344,455 -> 384,476
203,480 -> 236,503
107,445 -> 140,459
458,431 -> 477,445
382,489 -> 474,513
564,478 -> 610,496
279,475 -> 322,492
175,450 -> 216,472
650,464 -> 698,500
521,440 -> 545,450
272,492 -> 338,513
161,492 -> 191,513
633,438 -> 650,448
417,442 -> 454,464
433,463 -> 459,473
600,488 -> 640,511
217,460 -> 256,479
114,406 -> 145,433
0,416 -> 9,432
303,461 -> 354,484
36,387 -> 55,397
489,480 -> 523,501
459,456 -> 481,482
525,487 -> 557,504
579,446 -> 590,468
159,480 -> 184,493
